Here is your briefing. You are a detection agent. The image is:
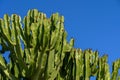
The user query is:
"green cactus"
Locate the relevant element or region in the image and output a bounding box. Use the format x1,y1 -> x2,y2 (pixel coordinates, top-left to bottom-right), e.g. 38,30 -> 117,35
0,9 -> 120,80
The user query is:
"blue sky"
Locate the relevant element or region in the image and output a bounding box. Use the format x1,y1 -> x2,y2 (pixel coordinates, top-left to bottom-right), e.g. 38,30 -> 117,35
0,0 -> 120,79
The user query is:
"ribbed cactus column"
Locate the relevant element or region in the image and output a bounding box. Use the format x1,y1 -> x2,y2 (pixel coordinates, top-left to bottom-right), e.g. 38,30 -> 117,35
74,49 -> 84,80
111,59 -> 120,80
97,55 -> 110,80
84,50 -> 91,80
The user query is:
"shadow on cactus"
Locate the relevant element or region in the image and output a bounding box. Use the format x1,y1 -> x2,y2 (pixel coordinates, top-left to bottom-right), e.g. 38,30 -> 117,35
0,9 -> 120,80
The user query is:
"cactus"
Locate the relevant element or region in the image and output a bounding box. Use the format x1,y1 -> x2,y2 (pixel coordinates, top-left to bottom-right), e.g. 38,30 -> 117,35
0,9 -> 120,80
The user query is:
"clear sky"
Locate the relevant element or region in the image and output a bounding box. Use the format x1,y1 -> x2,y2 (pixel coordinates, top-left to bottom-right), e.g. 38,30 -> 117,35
0,0 -> 120,79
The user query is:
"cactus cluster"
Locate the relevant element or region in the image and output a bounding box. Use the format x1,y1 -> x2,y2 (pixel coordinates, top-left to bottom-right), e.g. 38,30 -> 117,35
0,9 -> 120,80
